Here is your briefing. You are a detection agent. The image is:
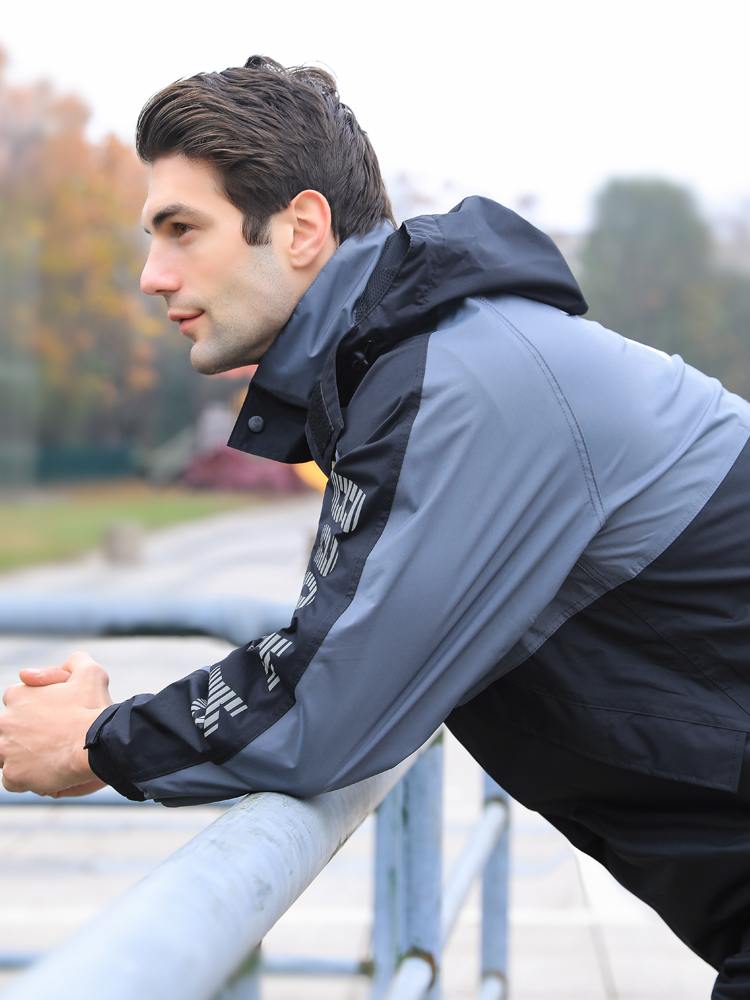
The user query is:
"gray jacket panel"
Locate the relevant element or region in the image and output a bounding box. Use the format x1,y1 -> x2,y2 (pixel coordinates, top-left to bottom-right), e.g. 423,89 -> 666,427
133,293 -> 749,803
468,295 -> 750,688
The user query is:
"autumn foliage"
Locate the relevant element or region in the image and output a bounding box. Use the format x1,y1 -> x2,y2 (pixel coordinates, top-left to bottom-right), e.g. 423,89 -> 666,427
0,49 -> 173,450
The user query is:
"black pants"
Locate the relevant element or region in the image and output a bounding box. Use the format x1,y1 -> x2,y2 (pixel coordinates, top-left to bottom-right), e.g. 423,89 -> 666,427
448,440 -> 750,998
448,709 -> 750,997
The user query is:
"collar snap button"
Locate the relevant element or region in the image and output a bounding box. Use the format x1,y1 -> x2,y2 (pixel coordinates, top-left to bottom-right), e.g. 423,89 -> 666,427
247,416 -> 265,433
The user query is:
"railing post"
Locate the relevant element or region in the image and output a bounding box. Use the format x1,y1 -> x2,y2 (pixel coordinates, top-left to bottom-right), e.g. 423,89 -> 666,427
372,780 -> 405,998
215,946 -> 261,1000
479,774 -> 510,1000
1,744 -> 432,1000
3,732 -> 506,1000
398,734 -> 444,998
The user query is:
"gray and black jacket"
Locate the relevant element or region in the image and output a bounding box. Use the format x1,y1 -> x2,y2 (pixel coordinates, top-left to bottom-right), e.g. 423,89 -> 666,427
86,197 -> 750,807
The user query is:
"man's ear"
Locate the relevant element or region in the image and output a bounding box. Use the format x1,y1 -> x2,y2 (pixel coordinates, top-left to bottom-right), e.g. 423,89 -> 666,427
286,190 -> 335,269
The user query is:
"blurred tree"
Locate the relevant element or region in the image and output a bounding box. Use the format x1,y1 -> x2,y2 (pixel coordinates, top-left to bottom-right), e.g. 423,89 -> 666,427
580,179 -> 750,398
0,50 -> 230,481
0,48 -> 42,485
0,60 -> 159,449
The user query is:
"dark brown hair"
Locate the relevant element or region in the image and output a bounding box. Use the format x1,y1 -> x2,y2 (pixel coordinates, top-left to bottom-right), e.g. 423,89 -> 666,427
136,56 -> 395,245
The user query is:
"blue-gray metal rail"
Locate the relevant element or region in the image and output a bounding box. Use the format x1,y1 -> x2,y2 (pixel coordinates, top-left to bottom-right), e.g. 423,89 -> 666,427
0,592 -> 294,647
0,595 -> 509,997
0,737 -> 509,999
0,739 -> 433,1000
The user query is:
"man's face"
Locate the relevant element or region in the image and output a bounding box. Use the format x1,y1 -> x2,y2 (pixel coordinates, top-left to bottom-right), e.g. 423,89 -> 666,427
140,155 -> 299,374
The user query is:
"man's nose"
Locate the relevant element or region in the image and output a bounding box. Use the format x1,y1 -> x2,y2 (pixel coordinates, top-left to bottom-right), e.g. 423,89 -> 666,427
140,247 -> 180,297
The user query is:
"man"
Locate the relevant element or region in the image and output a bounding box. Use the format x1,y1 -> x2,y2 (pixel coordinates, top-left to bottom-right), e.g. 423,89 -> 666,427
1,56 -> 750,997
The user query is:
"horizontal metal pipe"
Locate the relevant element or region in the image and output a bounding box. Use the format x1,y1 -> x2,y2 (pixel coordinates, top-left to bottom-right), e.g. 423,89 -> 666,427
0,786 -> 241,808
0,954 -> 37,971
261,955 -> 371,977
0,952 -> 372,977
0,786 -> 156,807
441,800 -> 508,945
382,955 -> 434,1000
1,739 -> 434,1000
0,593 -> 294,647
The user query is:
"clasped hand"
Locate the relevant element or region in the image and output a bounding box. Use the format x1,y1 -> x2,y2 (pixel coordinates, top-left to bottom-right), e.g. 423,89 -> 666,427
0,651 -> 113,797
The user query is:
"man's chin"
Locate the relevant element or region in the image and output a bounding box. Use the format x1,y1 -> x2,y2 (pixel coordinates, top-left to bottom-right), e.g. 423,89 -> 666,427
189,341 -> 256,376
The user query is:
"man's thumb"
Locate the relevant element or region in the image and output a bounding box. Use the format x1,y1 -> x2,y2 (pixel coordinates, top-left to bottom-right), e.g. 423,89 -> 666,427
19,667 -> 71,687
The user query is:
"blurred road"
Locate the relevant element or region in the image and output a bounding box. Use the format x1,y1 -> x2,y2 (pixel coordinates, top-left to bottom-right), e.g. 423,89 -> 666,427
0,495 -> 717,999
0,494 -> 322,604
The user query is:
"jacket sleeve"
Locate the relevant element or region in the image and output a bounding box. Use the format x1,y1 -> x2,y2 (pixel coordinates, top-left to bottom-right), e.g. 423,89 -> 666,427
86,312 -> 605,804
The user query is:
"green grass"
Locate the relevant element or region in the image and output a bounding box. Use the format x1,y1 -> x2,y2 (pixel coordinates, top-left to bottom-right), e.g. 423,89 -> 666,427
0,481 -> 258,573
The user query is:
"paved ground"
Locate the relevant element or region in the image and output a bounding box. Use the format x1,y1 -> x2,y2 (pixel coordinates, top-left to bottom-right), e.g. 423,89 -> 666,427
0,494 -> 719,999
0,494 -> 321,605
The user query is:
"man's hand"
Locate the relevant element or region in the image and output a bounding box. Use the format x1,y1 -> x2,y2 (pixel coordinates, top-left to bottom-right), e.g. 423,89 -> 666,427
0,651 -> 113,796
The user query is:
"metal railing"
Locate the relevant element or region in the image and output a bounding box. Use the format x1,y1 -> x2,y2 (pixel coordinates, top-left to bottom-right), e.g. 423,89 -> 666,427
0,733 -> 509,1000
0,594 -> 509,997
0,592 -> 294,647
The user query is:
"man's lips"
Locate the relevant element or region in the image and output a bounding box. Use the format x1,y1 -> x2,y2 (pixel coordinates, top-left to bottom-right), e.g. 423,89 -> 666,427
168,310 -> 204,335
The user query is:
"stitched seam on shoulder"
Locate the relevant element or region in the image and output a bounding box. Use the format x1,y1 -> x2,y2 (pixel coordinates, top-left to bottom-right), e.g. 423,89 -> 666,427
516,585 -> 606,651
580,423 -> 750,591
477,297 -> 606,526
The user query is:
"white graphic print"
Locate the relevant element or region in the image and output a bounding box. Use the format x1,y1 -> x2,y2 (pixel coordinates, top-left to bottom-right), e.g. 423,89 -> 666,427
197,664 -> 249,737
314,523 -> 339,577
191,698 -> 207,729
257,632 -> 292,692
296,570 -> 318,609
330,473 -> 366,533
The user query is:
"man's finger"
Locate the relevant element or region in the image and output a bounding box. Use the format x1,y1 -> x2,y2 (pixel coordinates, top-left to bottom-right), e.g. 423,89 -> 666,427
2,771 -> 29,793
62,651 -> 101,673
2,683 -> 24,707
19,667 -> 72,687
62,652 -> 110,689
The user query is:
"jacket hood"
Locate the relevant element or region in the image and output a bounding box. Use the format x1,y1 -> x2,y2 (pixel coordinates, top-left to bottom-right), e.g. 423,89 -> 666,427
379,195 -> 587,333
228,196 -> 587,466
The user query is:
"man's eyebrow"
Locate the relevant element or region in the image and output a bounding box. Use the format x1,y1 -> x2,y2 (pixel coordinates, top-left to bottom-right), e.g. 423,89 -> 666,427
144,203 -> 209,233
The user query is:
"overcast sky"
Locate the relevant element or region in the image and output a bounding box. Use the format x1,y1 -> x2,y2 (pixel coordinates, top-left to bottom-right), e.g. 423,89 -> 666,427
1,0 -> 748,231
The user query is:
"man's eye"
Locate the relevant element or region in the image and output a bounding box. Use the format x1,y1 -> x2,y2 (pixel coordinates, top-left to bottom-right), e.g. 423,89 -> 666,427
174,223 -> 193,236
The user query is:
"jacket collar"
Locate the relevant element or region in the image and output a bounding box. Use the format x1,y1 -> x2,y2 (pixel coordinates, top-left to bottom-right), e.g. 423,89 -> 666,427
227,222 -> 394,464
228,196 -> 588,469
